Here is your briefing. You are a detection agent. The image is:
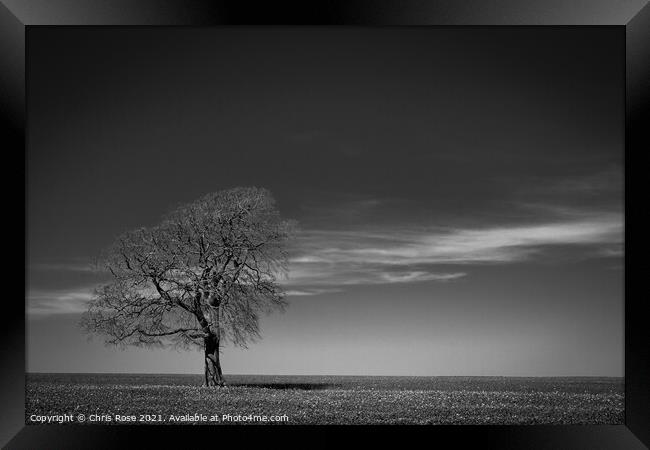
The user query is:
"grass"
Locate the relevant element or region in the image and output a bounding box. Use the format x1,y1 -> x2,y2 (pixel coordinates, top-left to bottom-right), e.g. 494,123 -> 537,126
26,373 -> 624,425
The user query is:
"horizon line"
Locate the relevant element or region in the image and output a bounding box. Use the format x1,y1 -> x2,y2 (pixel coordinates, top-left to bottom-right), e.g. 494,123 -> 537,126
26,371 -> 624,379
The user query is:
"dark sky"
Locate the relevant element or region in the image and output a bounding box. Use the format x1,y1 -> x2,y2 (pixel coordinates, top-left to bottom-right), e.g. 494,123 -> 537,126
27,27 -> 623,376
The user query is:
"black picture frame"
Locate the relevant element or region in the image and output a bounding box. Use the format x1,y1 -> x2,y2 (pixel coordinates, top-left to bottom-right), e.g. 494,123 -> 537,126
2,1 -> 648,448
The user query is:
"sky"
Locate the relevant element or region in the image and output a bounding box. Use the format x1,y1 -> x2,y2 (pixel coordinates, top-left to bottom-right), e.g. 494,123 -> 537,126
26,27 -> 624,376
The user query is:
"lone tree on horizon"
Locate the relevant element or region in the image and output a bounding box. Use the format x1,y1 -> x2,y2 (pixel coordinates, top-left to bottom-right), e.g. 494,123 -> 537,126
81,187 -> 295,386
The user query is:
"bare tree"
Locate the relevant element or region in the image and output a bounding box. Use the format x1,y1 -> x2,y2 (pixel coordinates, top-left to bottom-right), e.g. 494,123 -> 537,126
81,187 -> 295,386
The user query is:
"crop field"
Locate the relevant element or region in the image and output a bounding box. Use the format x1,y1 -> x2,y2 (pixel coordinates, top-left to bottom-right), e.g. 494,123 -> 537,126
26,373 -> 624,425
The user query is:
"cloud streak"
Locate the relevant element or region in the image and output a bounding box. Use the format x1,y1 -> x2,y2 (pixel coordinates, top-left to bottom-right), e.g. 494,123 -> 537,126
29,262 -> 97,273
28,207 -> 622,313
285,288 -> 343,297
283,265 -> 466,288
28,287 -> 95,315
286,209 -> 622,288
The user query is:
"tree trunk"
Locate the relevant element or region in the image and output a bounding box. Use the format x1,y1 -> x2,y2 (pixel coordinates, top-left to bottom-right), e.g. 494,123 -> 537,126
204,333 -> 225,387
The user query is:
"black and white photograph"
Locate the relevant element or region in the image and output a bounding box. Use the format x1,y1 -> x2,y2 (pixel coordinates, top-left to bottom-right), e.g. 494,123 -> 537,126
25,26 -> 625,426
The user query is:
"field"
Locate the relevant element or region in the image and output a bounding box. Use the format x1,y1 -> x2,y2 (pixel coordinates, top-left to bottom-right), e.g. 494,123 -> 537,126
26,373 -> 624,425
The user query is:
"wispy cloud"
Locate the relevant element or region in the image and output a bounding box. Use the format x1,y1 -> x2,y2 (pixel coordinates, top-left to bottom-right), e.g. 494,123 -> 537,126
29,261 -> 97,273
28,201 -> 622,314
286,209 -> 622,288
284,263 -> 466,288
379,271 -> 465,283
285,288 -> 342,297
27,287 -> 95,315
542,166 -> 623,196
297,215 -> 621,264
595,244 -> 624,258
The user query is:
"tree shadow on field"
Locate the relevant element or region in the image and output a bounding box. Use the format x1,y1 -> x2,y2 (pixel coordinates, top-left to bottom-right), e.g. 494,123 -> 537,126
232,383 -> 335,390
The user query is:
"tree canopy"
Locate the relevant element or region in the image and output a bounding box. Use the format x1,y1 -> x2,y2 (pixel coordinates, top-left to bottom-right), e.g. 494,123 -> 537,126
81,187 -> 295,385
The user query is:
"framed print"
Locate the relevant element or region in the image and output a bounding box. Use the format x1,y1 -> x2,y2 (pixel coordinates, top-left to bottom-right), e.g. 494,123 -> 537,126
2,0 -> 649,448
